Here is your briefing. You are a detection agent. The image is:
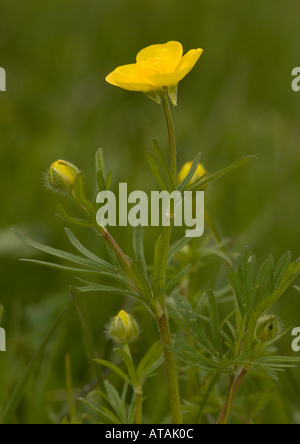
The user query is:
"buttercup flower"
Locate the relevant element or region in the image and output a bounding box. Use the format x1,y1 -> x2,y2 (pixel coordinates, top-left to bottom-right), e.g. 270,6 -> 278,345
178,161 -> 207,186
255,315 -> 279,343
109,310 -> 139,345
48,160 -> 80,192
106,41 -> 203,104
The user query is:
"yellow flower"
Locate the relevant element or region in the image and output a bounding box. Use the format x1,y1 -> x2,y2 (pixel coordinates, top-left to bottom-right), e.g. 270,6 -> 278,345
178,161 -> 207,186
255,315 -> 279,343
106,41 -> 203,104
109,310 -> 139,345
48,160 -> 80,192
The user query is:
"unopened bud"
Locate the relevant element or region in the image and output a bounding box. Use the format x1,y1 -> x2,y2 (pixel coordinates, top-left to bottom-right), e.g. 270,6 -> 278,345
255,315 -> 278,343
48,160 -> 80,192
178,162 -> 207,188
109,310 -> 139,345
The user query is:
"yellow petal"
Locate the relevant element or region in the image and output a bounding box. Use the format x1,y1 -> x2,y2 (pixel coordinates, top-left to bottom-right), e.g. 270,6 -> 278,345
105,64 -> 154,91
145,49 -> 203,88
137,41 -> 183,72
144,69 -> 189,88
176,48 -> 203,73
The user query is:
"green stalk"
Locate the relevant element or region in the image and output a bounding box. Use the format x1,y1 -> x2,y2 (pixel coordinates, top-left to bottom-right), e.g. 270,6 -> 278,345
217,366 -> 248,424
153,94 -> 182,424
122,344 -> 143,425
134,386 -> 143,425
162,94 -> 177,183
157,309 -> 182,424
217,373 -> 235,425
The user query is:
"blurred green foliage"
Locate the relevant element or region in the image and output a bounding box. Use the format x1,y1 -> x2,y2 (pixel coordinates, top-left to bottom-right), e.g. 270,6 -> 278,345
0,0 -> 299,424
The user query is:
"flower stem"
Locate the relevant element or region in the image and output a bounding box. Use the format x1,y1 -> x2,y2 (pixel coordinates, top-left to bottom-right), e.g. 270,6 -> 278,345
162,94 -> 177,183
155,97 -> 182,424
134,386 -> 143,424
157,308 -> 182,424
217,373 -> 235,425
217,366 -> 248,424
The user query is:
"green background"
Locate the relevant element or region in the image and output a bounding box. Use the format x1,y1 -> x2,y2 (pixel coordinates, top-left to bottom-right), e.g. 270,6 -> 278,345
0,0 -> 299,424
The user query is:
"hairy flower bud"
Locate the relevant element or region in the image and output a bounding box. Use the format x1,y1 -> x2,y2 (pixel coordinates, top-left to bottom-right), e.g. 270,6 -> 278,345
109,310 -> 139,345
178,162 -> 207,188
255,315 -> 279,343
48,160 -> 80,192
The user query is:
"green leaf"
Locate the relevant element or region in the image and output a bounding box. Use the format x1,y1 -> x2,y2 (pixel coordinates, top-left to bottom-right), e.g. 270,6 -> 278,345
167,236 -> 192,264
74,279 -> 137,297
114,348 -> 137,384
255,258 -> 270,289
0,306 -> 4,322
127,393 -> 136,425
160,264 -> 191,295
95,148 -> 106,177
226,267 -> 244,315
133,226 -> 147,280
171,339 -> 225,372
146,152 -> 168,190
20,259 -> 97,273
274,251 -> 292,288
97,170 -> 107,192
56,201 -> 95,228
265,255 -> 275,297
78,398 -> 121,424
130,261 -> 152,301
13,229 -> 106,273
136,341 -> 163,382
152,139 -> 175,191
93,359 -> 132,384
106,171 -> 113,190
177,152 -> 202,192
208,290 -> 220,352
65,228 -> 116,273
257,259 -> 300,313
73,173 -> 96,217
0,307 -> 67,424
200,247 -> 233,267
104,381 -> 127,423
169,294 -> 198,334
188,156 -> 257,191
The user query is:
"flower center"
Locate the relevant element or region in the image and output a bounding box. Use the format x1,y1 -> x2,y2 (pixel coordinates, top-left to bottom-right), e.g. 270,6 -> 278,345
137,57 -> 169,77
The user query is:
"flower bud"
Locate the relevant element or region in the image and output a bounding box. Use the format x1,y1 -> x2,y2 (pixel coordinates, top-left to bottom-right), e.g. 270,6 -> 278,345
178,162 -> 207,188
48,160 -> 80,192
255,315 -> 279,343
109,310 -> 139,345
